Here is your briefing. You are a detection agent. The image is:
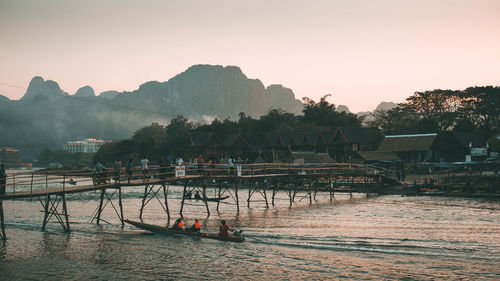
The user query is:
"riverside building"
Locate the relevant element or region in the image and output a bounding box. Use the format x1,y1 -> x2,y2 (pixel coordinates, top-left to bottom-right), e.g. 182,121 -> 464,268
63,138 -> 109,153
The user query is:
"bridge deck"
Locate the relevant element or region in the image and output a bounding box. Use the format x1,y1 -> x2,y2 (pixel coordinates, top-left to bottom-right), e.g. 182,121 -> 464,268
0,165 -> 386,201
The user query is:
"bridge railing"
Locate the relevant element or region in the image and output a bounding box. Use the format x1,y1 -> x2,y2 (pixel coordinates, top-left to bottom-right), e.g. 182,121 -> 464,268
1,162 -> 388,197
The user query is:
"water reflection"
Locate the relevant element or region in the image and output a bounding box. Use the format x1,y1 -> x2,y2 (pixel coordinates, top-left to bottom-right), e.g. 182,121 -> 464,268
0,189 -> 499,280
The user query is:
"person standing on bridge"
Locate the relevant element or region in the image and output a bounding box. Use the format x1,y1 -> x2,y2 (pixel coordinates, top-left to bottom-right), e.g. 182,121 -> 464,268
0,163 -> 7,195
126,159 -> 133,183
114,158 -> 122,182
141,156 -> 149,180
159,155 -> 167,179
176,156 -> 184,166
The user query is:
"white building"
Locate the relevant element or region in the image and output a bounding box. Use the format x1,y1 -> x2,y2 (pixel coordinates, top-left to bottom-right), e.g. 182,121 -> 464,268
63,138 -> 109,153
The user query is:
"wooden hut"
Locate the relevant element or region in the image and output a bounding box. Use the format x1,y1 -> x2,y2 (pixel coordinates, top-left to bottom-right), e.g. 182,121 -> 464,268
331,127 -> 383,162
377,133 -> 439,163
187,132 -> 223,161
223,133 -> 251,159
436,131 -> 487,162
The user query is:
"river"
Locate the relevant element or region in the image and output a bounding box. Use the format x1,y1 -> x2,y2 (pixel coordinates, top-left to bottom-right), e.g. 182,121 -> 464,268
1,181 -> 499,280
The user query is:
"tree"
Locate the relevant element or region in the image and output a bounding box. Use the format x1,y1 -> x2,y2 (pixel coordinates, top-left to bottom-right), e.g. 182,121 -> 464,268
459,86 -> 500,138
301,95 -> 361,128
164,115 -> 194,156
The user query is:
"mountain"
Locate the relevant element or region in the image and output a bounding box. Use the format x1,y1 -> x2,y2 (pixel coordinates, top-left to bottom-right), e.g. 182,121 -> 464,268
357,101 -> 399,124
74,86 -> 95,97
0,65 -> 304,158
267,84 -> 304,115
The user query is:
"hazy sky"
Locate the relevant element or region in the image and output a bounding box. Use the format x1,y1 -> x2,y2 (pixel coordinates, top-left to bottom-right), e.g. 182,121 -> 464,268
1,0 -> 499,112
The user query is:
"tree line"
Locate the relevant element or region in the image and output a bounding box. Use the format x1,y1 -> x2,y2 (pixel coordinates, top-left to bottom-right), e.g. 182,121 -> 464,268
367,86 -> 500,151
39,86 -> 500,166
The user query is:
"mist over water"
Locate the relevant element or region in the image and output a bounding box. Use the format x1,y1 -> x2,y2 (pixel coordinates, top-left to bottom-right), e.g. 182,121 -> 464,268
1,181 -> 499,280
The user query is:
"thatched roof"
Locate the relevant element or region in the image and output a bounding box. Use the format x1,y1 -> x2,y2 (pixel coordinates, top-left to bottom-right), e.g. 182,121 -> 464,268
292,132 -> 307,145
188,132 -> 223,147
378,133 -> 438,152
356,151 -> 400,161
444,131 -> 486,148
291,151 -> 334,163
224,134 -> 250,147
318,130 -> 335,145
265,133 -> 280,147
306,131 -> 319,144
332,127 -> 383,145
279,132 -> 293,147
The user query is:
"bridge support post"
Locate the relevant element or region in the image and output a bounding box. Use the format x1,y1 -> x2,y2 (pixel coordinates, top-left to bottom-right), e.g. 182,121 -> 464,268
92,186 -> 124,225
247,181 -> 269,209
135,183 -> 169,220
97,189 -> 105,224
179,183 -> 187,216
272,181 -> 278,206
216,184 -> 222,211
329,180 -> 334,201
308,181 -> 312,204
162,184 -> 170,220
119,186 -> 125,225
202,184 -> 210,217
139,184 -> 149,219
234,181 -> 239,213
39,194 -> 70,233
0,200 -> 6,241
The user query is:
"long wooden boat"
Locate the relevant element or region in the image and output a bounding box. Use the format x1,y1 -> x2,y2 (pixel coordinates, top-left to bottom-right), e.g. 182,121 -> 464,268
124,219 -> 245,242
183,195 -> 230,202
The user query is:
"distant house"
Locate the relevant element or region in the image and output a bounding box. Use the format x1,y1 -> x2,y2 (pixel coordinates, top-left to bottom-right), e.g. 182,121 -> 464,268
291,151 -> 334,164
331,127 -> 383,162
0,147 -> 23,166
223,133 -> 251,158
63,138 -> 109,153
353,151 -> 400,166
436,131 -> 487,162
377,133 -> 440,162
187,132 -> 223,160
316,130 -> 335,154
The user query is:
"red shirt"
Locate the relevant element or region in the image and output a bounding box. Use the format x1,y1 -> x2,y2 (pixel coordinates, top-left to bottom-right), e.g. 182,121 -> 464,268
219,224 -> 231,237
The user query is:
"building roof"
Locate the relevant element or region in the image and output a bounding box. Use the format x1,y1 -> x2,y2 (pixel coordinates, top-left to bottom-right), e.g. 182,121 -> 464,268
318,130 -> 335,145
223,134 -> 250,147
378,133 -> 438,152
292,132 -> 307,145
332,127 -> 383,145
188,132 -> 223,147
291,151 -> 334,163
356,151 -> 400,161
265,133 -> 280,147
446,131 -> 486,148
306,131 -> 319,144
279,132 -> 293,147
0,147 -> 20,153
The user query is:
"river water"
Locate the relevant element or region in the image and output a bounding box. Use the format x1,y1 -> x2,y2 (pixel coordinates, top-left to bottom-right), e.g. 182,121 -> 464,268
1,181 -> 499,280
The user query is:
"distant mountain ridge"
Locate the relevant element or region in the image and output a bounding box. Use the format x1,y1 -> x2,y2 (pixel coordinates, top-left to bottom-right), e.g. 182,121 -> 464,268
0,65 -> 305,157
0,64 -> 396,158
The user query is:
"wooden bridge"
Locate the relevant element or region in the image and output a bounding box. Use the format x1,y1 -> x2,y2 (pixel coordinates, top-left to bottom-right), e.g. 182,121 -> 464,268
0,162 -> 396,241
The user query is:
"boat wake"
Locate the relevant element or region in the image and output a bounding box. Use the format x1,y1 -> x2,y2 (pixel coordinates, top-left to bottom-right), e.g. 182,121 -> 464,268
244,233 -> 500,261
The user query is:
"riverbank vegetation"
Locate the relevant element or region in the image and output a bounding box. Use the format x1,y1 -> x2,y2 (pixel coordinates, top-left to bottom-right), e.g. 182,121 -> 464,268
38,86 -> 500,166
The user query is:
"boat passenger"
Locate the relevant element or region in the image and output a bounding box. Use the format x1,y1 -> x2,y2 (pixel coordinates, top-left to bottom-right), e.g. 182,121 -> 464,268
94,161 -> 106,172
218,220 -> 231,237
188,219 -> 201,233
172,218 -> 183,231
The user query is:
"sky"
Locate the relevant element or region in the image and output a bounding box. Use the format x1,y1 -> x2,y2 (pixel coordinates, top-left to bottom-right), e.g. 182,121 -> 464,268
0,0 -> 499,112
